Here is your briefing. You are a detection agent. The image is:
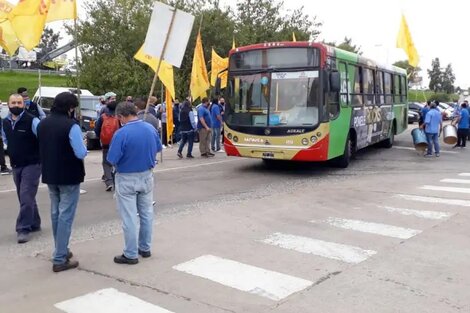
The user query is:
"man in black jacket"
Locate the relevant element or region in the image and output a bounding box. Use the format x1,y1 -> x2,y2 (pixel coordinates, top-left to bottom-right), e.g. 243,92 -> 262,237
38,92 -> 87,272
2,94 -> 42,244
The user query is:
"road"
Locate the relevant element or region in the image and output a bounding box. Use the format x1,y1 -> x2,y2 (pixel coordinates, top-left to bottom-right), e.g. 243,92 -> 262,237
0,127 -> 469,313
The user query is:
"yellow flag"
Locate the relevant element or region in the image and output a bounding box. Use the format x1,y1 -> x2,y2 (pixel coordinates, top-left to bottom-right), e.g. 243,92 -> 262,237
165,88 -> 173,143
211,48 -> 228,88
46,0 -> 77,22
0,1 -> 20,55
292,32 -> 297,42
396,14 -> 419,67
8,0 -> 50,51
134,45 -> 175,100
190,32 -> 210,101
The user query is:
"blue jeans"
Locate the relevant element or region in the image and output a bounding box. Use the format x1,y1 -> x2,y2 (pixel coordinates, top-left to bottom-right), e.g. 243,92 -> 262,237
178,131 -> 194,156
48,184 -> 80,265
425,133 -> 440,155
115,170 -> 154,259
211,127 -> 221,151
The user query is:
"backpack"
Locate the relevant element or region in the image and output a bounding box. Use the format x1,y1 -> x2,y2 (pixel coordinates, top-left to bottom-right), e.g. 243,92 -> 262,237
100,113 -> 120,145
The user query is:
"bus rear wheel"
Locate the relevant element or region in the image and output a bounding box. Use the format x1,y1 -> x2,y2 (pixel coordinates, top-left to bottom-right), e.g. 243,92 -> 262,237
381,124 -> 395,148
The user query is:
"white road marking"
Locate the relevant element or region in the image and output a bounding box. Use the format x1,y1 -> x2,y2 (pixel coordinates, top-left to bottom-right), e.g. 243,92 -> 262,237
54,288 -> 174,313
441,178 -> 470,184
173,255 -> 312,301
378,206 -> 452,220
0,159 -> 243,194
392,146 -> 457,154
420,185 -> 470,194
323,217 -> 421,239
261,232 -> 376,264
396,194 -> 470,207
458,173 -> 470,177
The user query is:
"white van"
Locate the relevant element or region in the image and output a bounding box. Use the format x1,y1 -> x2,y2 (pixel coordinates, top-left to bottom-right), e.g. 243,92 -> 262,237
32,87 -> 102,150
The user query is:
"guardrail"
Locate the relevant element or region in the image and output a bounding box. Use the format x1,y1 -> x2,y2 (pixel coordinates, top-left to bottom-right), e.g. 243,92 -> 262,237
0,68 -> 68,75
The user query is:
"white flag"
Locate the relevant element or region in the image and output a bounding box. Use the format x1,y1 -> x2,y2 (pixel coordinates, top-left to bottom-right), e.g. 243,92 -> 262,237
143,1 -> 194,68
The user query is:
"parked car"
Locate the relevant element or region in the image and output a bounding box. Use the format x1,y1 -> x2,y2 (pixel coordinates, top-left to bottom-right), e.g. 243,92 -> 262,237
408,102 -> 424,114
437,102 -> 454,120
408,110 -> 420,124
32,87 -> 101,150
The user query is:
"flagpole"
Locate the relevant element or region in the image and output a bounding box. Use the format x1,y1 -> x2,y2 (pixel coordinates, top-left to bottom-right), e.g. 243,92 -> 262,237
74,17 -> 81,127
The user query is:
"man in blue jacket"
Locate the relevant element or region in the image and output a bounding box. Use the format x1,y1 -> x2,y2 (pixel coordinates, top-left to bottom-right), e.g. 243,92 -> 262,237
107,102 -> 162,265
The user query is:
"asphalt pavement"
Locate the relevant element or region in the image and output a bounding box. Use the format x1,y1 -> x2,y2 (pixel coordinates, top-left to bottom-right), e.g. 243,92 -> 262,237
0,125 -> 469,313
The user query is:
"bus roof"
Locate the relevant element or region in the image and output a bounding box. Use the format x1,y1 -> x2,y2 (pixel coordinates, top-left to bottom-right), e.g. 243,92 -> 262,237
229,41 -> 406,75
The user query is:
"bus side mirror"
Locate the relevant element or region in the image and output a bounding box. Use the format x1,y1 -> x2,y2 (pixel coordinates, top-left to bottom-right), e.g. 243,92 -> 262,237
215,77 -> 221,95
330,71 -> 341,92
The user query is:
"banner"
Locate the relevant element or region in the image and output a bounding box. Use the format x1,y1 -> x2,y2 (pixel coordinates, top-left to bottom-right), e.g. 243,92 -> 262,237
46,0 -> 77,23
396,14 -> 419,67
190,31 -> 210,101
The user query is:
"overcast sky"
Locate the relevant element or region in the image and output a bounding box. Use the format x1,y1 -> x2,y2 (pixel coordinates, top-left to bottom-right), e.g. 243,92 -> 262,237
9,0 -> 469,88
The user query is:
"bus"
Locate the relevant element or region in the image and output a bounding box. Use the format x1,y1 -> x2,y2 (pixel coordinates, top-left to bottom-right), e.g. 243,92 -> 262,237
219,42 -> 408,167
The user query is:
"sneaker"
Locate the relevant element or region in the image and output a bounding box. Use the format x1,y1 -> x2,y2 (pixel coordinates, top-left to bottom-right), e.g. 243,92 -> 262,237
138,249 -> 151,258
17,232 -> 30,244
216,149 -> 225,153
207,153 -> 215,157
435,153 -> 440,157
0,167 -> 12,175
201,153 -> 208,158
114,254 -> 138,265
31,226 -> 41,233
53,260 -> 79,273
453,145 -> 461,149
101,175 -> 105,181
424,154 -> 433,158
105,185 -> 113,192
177,152 -> 183,159
186,155 -> 194,159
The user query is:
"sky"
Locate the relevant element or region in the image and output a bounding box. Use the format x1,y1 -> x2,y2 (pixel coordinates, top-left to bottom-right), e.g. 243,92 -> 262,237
7,0 -> 469,88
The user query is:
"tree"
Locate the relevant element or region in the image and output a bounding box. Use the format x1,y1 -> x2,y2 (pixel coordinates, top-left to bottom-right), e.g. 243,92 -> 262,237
393,60 -> 421,83
441,63 -> 455,94
37,27 -> 61,60
427,58 -> 442,92
75,0 -> 322,100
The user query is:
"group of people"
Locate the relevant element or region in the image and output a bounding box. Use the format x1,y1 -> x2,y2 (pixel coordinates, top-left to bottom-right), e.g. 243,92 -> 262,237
419,99 -> 470,156
1,90 -> 162,272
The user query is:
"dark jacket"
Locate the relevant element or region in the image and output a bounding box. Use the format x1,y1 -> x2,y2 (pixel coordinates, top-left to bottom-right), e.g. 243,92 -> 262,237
25,101 -> 42,119
37,112 -> 85,185
2,112 -> 40,168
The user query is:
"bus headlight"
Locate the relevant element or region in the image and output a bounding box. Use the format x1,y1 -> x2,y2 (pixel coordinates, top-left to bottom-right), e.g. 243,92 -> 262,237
302,138 -> 309,145
233,136 -> 239,143
311,136 -> 317,143
227,133 -> 233,140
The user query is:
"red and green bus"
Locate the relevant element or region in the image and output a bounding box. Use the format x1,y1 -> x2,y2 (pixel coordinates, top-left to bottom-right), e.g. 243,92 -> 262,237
221,42 -> 408,167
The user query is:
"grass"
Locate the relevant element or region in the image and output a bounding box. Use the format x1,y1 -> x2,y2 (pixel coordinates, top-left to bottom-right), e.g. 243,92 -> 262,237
0,70 -> 70,101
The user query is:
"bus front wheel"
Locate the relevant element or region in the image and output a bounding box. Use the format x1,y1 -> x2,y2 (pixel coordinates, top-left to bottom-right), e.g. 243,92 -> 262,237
334,134 -> 354,168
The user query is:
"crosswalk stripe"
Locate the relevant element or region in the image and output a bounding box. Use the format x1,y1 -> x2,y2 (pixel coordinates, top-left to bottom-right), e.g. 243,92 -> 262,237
440,178 -> 470,184
396,194 -> 470,207
54,288 -> 175,313
421,185 -> 470,194
173,255 -> 312,301
392,146 -> 457,154
378,206 -> 452,220
261,232 -> 376,264
458,173 -> 470,176
323,217 -> 421,239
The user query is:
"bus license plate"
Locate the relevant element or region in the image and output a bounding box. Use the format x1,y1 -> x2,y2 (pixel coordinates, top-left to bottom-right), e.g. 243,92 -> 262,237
262,152 -> 275,158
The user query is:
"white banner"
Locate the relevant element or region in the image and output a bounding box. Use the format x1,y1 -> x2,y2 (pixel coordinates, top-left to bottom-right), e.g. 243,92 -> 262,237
143,1 -> 194,68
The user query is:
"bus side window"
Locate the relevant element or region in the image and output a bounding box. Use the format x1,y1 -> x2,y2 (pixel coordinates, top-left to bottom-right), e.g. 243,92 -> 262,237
384,72 -> 393,104
339,62 -> 348,106
351,65 -> 363,106
394,74 -> 401,103
363,68 -> 375,105
376,71 -> 385,105
401,75 -> 407,102
327,58 -> 340,120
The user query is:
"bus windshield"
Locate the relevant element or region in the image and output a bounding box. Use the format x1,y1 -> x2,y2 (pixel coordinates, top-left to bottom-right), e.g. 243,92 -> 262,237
225,71 -> 321,128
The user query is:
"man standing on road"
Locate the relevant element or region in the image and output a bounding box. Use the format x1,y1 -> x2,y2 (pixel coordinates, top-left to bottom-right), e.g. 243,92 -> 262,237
37,92 -> 87,272
107,102 -> 162,265
210,98 -> 223,153
17,87 -> 46,120
95,92 -> 119,191
177,99 -> 196,159
453,102 -> 470,148
1,94 -> 41,244
422,101 -> 443,157
197,97 -> 214,157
